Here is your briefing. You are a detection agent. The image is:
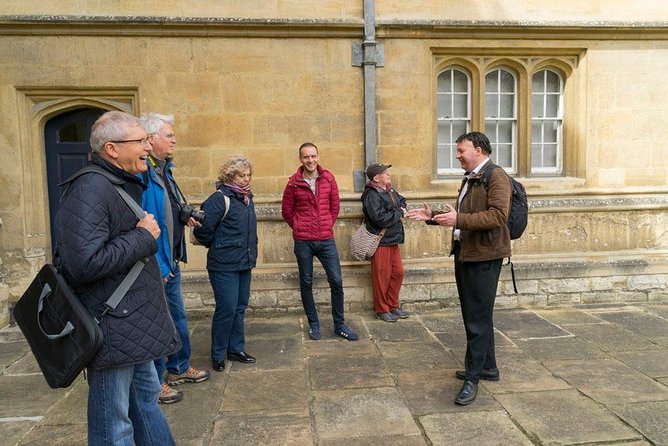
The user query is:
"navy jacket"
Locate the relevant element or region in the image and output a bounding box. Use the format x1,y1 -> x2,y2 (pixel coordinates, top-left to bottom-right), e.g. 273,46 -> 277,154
55,157 -> 180,370
193,185 -> 258,272
361,183 -> 407,246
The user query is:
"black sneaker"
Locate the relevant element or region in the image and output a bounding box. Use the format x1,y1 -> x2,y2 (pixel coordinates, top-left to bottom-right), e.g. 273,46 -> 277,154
334,324 -> 359,341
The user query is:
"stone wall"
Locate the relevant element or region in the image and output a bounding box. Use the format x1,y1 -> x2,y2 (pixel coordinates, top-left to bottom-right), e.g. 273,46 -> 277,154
1,4 -> 668,325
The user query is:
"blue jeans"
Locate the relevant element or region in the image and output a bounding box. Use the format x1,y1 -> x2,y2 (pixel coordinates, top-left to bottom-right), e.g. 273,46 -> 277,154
154,264 -> 191,381
87,361 -> 175,446
208,269 -> 251,361
293,239 -> 345,329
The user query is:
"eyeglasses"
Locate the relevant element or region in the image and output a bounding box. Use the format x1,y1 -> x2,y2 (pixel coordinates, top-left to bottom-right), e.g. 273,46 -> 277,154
110,138 -> 149,145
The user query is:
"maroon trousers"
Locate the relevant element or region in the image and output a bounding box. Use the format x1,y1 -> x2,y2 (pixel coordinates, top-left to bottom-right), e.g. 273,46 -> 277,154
370,245 -> 405,313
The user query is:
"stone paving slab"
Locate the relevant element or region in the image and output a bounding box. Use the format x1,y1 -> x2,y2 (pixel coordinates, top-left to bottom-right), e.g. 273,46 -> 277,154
494,308 -> 570,340
375,340 -> 460,372
490,347 -> 571,393
17,423 -> 87,446
312,387 -> 421,440
565,322 -> 662,352
533,308 -> 605,325
220,369 -> 308,413
163,375 -> 226,442
395,370 -> 501,415
40,379 -> 87,425
319,434 -> 427,446
513,335 -> 609,361
595,309 -> 668,340
364,318 -> 434,343
0,375 -> 68,418
0,420 -> 37,446
419,411 -> 534,446
235,335 -> 305,371
496,389 -> 641,444
210,409 -> 312,446
305,339 -> 378,357
545,358 -> 668,404
0,341 -> 30,371
612,401 -> 668,445
611,348 -> 668,378
308,352 -> 394,391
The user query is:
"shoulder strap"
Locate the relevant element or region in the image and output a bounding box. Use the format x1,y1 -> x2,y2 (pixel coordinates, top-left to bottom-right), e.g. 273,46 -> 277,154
480,162 -> 499,189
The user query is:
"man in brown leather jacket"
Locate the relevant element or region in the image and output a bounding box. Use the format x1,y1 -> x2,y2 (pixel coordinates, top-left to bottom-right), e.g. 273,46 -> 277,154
408,131 -> 511,406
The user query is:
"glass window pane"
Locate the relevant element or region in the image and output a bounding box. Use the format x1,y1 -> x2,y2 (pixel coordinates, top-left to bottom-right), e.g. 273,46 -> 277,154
58,120 -> 86,143
546,94 -> 560,118
532,93 -> 544,118
485,93 -> 498,118
532,144 -> 542,168
485,71 -> 498,92
532,71 -> 545,92
438,71 -> 452,92
495,143 -> 512,167
453,70 -> 468,92
452,121 -> 467,140
532,122 -> 542,141
499,70 -> 515,93
453,93 -> 467,118
543,143 -> 558,166
438,94 -> 452,118
438,122 -> 450,142
500,94 -> 514,118
544,123 -> 557,143
545,71 -> 560,92
485,122 -> 495,137
497,121 -> 512,143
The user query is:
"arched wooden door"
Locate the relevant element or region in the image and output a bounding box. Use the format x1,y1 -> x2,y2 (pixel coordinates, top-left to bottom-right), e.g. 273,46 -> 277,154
44,107 -> 105,250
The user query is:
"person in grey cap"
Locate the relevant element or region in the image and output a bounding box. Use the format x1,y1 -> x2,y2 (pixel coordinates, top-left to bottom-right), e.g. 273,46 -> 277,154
361,163 -> 409,322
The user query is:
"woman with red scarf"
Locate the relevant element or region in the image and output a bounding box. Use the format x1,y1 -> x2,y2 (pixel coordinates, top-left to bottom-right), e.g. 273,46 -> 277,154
361,163 -> 409,322
193,155 -> 258,371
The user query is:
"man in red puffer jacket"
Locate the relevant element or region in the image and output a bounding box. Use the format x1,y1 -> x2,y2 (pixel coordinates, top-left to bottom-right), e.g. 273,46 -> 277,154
282,142 -> 359,342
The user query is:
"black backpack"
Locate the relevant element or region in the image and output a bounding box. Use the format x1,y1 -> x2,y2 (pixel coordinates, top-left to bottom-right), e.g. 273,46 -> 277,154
480,163 -> 528,293
480,164 -> 528,240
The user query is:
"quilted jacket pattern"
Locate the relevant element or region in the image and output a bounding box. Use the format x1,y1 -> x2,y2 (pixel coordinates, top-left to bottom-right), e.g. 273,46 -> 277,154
55,158 -> 180,370
281,165 -> 340,241
361,184 -> 407,246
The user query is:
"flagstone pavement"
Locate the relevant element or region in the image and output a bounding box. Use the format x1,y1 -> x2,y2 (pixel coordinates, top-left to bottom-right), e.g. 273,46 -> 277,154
1,301 -> 667,445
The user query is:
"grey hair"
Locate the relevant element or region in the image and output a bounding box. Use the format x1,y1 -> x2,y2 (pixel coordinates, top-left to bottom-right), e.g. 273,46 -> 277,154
217,155 -> 253,184
90,111 -> 142,154
140,112 -> 175,136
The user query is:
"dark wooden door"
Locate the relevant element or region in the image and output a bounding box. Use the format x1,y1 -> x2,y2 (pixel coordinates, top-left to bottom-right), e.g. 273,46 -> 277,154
44,107 -> 105,250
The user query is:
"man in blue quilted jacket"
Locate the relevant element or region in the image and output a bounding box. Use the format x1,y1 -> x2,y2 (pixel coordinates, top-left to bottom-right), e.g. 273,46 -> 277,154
55,111 -> 180,445
140,113 -> 209,405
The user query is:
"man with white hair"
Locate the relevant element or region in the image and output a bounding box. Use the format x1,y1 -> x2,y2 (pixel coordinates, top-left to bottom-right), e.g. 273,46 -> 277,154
140,113 -> 209,404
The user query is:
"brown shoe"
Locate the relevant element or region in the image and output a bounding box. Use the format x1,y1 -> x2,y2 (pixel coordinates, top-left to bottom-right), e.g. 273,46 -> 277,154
158,383 -> 183,404
166,367 -> 211,385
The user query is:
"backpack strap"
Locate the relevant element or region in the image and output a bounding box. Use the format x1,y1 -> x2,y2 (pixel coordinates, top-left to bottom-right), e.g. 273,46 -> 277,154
480,163 -> 520,294
217,190 -> 231,221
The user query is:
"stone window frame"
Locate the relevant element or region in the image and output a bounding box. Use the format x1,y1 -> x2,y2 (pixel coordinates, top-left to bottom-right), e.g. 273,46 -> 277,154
432,48 -> 584,179
14,87 -> 138,257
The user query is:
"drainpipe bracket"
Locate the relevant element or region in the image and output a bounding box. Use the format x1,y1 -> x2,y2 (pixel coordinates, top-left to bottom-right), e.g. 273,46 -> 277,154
352,41 -> 384,67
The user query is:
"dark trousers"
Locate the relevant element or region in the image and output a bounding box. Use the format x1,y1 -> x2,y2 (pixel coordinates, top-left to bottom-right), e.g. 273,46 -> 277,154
453,242 -> 502,384
293,239 -> 345,329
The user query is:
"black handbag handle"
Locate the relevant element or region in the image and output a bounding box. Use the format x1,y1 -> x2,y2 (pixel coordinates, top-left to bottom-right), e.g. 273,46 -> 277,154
37,283 -> 75,340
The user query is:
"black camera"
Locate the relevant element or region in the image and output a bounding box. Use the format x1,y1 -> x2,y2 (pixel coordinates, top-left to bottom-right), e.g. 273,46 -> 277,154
179,204 -> 205,224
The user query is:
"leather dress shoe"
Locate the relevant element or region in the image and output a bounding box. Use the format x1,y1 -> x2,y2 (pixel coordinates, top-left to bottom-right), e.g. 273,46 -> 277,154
227,351 -> 256,364
455,380 -> 478,405
455,368 -> 500,382
212,360 -> 225,372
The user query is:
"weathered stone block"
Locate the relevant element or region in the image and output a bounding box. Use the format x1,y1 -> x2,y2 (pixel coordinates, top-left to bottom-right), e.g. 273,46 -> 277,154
628,275 -> 666,291
540,278 -> 590,294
